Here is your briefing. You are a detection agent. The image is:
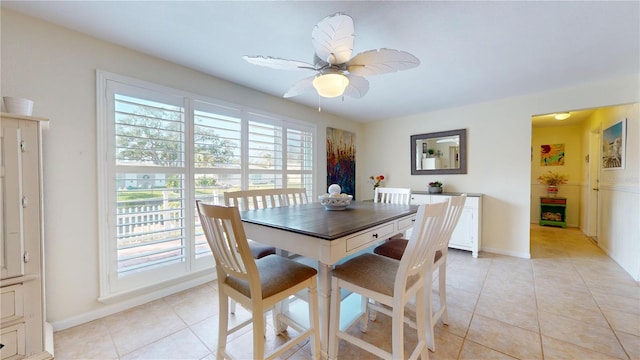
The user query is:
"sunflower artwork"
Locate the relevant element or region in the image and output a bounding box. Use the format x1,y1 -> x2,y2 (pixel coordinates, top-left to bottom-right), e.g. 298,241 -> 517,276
540,144 -> 565,166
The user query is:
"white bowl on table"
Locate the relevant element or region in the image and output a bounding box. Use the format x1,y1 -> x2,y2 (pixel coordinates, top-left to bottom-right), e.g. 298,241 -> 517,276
318,194 -> 353,211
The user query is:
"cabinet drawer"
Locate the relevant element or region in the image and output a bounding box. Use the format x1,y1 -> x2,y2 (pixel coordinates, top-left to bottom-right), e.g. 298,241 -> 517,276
346,223 -> 395,251
1,284 -> 24,323
0,323 -> 26,359
410,194 -> 430,205
541,197 -> 566,205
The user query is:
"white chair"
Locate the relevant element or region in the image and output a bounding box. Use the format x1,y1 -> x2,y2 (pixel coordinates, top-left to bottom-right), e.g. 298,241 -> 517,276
373,187 -> 412,205
328,201 -> 448,360
224,188 -> 308,210
196,201 -> 320,360
374,187 -> 411,239
224,188 -> 309,326
373,194 -> 467,351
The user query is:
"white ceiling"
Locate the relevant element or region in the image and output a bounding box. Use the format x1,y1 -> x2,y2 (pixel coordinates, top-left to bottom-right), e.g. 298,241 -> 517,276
2,1 -> 639,123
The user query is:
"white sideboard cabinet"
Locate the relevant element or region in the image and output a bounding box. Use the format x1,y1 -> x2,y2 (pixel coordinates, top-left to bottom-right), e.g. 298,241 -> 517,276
1,113 -> 53,359
410,192 -> 482,257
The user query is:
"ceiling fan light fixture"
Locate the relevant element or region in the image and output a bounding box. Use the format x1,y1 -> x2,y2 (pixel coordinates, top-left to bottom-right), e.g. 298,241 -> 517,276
312,73 -> 349,98
554,112 -> 571,120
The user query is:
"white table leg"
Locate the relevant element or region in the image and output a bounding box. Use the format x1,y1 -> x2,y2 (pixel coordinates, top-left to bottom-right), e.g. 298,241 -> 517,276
317,261 -> 331,359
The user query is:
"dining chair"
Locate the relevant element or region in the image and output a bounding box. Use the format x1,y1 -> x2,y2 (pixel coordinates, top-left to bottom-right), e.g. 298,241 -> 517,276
328,201 -> 448,360
196,201 -> 320,360
374,187 -> 412,240
372,194 -> 467,351
224,188 -> 309,326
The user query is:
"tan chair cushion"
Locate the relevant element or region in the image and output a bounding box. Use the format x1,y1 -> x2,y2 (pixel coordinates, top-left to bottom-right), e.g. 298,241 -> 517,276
331,253 -> 419,297
247,239 -> 276,259
374,238 -> 443,263
225,255 -> 317,299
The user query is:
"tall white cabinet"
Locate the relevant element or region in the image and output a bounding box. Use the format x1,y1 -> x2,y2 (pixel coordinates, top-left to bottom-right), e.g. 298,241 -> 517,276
1,113 -> 53,359
411,192 -> 483,258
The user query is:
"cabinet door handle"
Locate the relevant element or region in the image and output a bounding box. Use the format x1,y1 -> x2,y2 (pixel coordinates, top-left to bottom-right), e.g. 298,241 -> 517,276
372,233 -> 378,239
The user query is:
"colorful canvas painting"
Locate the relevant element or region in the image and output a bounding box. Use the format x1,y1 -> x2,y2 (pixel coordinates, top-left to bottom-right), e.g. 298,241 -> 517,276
540,144 -> 565,166
326,127 -> 356,198
602,119 -> 626,170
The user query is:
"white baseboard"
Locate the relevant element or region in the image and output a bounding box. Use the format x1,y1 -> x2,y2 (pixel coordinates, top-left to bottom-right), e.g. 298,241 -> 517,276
50,273 -> 215,332
481,246 -> 531,259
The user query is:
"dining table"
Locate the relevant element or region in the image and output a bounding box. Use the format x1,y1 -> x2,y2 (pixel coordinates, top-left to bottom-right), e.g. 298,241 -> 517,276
240,200 -> 419,358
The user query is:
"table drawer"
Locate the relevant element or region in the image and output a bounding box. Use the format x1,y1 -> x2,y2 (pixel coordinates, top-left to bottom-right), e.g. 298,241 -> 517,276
1,284 -> 24,324
0,323 -> 26,359
346,223 -> 395,251
398,216 -> 416,232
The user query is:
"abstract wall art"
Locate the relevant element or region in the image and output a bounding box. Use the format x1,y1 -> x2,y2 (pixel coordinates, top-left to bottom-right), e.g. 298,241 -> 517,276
326,127 -> 356,197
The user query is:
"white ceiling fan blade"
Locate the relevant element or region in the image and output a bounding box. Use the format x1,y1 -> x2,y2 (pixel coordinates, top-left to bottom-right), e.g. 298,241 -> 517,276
283,76 -> 315,98
343,74 -> 369,98
243,55 -> 315,71
347,49 -> 420,76
311,13 -> 354,65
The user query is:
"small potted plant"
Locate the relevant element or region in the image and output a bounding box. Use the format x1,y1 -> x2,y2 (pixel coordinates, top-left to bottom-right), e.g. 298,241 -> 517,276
537,171 -> 568,197
428,180 -> 443,194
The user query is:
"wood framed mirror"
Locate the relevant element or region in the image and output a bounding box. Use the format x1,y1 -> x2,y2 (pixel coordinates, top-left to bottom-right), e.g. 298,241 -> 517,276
411,129 -> 467,175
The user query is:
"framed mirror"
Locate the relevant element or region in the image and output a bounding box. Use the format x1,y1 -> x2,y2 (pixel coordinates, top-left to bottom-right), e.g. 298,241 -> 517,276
411,129 -> 467,175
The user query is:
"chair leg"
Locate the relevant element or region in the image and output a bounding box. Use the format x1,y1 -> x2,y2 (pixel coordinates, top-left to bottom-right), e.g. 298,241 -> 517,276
368,298 -> 378,322
425,271 -> 436,352
273,298 -> 288,334
230,298 -> 237,314
328,277 -> 341,360
391,300 -> 405,360
360,295 -> 370,332
415,285 -> 430,360
253,306 -> 266,360
439,262 -> 448,326
218,292 -> 230,359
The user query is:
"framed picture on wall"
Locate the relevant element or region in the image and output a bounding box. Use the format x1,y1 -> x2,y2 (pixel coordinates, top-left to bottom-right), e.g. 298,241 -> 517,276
602,118 -> 626,170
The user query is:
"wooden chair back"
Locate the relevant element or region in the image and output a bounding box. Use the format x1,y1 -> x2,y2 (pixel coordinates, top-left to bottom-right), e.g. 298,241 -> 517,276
224,188 -> 308,211
374,187 -> 411,204
195,200 -> 258,290
397,201 -> 448,286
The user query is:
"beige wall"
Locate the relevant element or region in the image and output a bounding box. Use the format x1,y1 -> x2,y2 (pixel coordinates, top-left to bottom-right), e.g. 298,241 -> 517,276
363,88 -> 638,272
0,10 -> 362,329
2,9 -> 639,331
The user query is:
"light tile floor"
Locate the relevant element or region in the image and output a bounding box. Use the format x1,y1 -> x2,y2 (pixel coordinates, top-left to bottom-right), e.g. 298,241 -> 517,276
54,225 -> 640,359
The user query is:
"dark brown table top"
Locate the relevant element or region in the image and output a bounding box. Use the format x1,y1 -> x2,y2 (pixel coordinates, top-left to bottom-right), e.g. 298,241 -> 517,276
240,201 -> 418,240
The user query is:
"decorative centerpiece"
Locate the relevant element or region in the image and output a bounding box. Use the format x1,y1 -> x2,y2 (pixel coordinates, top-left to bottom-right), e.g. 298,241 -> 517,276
428,181 -> 443,194
537,171 -> 568,197
319,184 -> 353,210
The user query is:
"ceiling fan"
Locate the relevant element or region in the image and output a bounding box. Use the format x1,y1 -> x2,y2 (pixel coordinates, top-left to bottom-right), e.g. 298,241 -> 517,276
243,13 -> 420,99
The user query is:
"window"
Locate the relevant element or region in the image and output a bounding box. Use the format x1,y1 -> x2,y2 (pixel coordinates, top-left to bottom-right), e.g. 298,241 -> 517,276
97,71 -> 315,299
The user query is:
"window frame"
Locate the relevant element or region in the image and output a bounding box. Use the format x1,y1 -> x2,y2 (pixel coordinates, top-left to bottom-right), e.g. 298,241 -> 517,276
97,70 -> 316,301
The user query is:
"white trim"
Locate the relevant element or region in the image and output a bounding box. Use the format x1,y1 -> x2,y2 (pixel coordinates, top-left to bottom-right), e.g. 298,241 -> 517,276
480,247 -> 531,259
53,272 -> 215,332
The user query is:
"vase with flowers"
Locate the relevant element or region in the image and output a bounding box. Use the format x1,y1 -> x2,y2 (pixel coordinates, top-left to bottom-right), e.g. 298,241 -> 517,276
369,175 -> 385,191
428,180 -> 443,194
537,171 -> 568,197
